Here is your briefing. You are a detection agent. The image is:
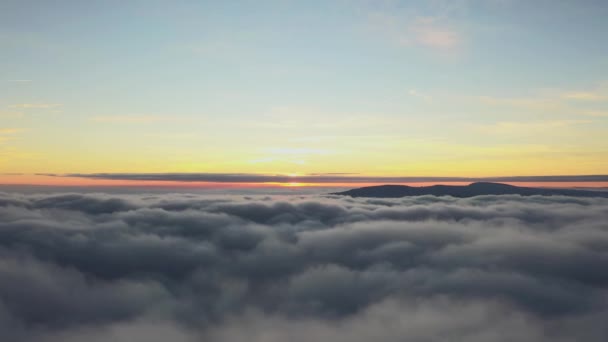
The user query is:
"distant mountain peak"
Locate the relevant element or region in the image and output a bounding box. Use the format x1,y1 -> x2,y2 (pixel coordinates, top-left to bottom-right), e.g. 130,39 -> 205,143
469,181 -> 512,186
467,182 -> 518,188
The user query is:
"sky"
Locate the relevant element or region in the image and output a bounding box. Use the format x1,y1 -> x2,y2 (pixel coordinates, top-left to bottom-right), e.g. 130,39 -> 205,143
1,0 -> 608,187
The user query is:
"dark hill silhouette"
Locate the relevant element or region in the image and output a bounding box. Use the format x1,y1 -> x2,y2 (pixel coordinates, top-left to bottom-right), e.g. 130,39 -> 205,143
333,182 -> 608,198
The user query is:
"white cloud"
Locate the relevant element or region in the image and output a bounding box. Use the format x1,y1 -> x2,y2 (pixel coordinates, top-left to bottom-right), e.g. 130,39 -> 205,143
0,192 -> 607,341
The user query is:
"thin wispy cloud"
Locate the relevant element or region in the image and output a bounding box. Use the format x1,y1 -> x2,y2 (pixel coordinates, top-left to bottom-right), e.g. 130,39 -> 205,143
143,133 -> 197,139
0,112 -> 24,119
473,95 -> 561,109
0,129 -> 22,135
405,17 -> 462,51
41,172 -> 608,183
368,9 -> 464,54
248,146 -> 333,166
477,120 -> 593,134
408,89 -> 433,101
561,91 -> 608,101
248,157 -> 306,165
91,115 -> 185,123
456,84 -> 608,117
0,128 -> 23,145
581,110 -> 608,117
244,107 -> 395,130
8,103 -> 61,109
265,147 -> 332,156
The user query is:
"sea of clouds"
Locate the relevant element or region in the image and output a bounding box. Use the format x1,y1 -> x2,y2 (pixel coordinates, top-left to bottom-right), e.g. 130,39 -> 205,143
1,191 -> 608,341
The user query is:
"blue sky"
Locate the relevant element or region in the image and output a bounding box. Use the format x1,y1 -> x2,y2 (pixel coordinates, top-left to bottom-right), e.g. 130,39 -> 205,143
1,0 -> 608,180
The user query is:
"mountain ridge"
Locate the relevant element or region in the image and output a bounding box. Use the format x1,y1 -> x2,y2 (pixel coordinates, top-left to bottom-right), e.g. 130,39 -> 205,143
333,182 -> 608,198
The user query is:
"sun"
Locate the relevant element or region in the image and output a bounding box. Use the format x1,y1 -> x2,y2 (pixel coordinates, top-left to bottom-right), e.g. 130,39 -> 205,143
280,173 -> 303,187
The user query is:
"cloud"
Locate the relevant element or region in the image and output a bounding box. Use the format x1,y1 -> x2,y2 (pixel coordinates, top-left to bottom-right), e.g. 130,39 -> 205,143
90,115 -> 181,123
0,129 -> 22,135
244,107 -> 391,130
406,17 -> 462,50
408,89 -> 433,101
581,110 -> 608,117
0,191 -> 607,341
41,172 -> 608,183
248,157 -> 306,165
475,120 -> 593,134
0,129 -> 23,144
369,13 -> 463,53
562,91 -> 608,102
265,148 -> 331,156
143,133 -> 197,139
0,112 -> 23,119
461,83 -> 608,112
564,92 -> 607,101
8,104 -> 61,109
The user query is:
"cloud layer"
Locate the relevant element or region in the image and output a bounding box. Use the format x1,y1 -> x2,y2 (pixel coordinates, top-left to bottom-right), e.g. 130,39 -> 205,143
1,191 -> 608,341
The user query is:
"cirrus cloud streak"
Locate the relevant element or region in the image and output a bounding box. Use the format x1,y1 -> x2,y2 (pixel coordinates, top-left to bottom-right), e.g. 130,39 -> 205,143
37,172 -> 608,184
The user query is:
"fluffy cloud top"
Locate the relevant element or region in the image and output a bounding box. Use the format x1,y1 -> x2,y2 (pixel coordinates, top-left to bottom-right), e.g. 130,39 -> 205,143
0,191 -> 607,341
